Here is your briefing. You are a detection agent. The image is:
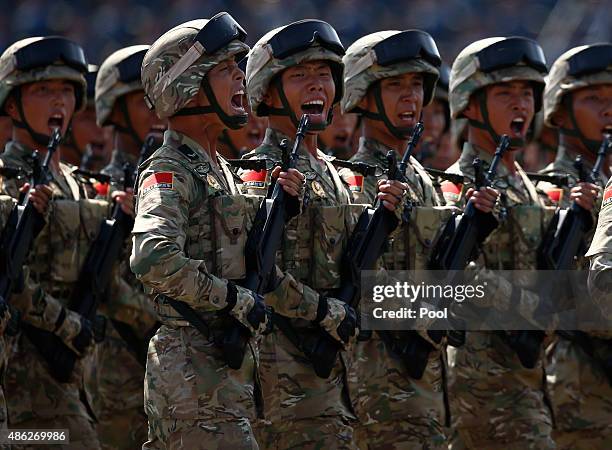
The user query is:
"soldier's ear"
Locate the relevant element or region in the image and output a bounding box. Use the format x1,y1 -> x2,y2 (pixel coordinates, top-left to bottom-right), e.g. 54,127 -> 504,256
462,95 -> 480,121
262,91 -> 274,108
550,108 -> 569,129
4,93 -> 18,120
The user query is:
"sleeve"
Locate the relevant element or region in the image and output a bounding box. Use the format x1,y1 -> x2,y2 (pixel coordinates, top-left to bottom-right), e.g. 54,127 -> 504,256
130,159 -> 231,312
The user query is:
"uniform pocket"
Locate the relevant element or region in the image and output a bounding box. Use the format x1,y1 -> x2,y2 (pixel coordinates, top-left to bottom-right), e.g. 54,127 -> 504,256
310,206 -> 346,289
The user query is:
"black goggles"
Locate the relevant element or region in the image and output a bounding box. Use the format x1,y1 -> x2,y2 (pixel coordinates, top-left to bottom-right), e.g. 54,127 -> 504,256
14,36 -> 87,73
476,37 -> 547,73
567,44 -> 612,77
438,64 -> 450,89
373,30 -> 441,68
193,12 -> 247,55
116,50 -> 147,83
268,19 -> 345,60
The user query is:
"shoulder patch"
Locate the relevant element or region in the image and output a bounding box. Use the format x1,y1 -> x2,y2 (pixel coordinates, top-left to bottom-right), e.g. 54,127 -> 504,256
94,182 -> 109,196
603,185 -> 612,209
546,188 -> 563,204
441,180 -> 462,203
241,169 -> 267,189
142,172 -> 174,194
345,174 -> 364,193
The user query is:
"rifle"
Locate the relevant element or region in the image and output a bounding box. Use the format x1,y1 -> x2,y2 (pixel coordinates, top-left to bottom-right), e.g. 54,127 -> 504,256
0,129 -> 61,337
505,135 -> 612,370
427,135 -> 509,352
307,123 -> 425,378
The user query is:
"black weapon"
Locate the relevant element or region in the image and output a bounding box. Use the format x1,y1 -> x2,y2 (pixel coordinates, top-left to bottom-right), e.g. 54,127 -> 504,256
425,167 -> 466,186
429,135 -> 510,271
504,135 -> 612,370
538,135 -> 611,270
0,129 -> 61,336
308,123 -> 425,378
0,166 -> 30,181
330,159 -> 381,177
226,159 -> 271,171
526,172 -> 570,188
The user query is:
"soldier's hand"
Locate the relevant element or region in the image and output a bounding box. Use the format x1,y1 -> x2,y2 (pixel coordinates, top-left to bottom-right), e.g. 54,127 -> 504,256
377,179 -> 408,211
112,188 -> 135,216
21,183 -> 52,215
223,282 -> 272,335
54,308 -> 96,358
466,186 -> 498,213
315,297 -> 357,346
570,182 -> 600,211
272,166 -> 305,197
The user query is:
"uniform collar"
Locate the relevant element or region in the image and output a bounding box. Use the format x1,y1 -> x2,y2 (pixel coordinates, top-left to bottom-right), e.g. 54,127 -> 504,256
262,127 -> 329,161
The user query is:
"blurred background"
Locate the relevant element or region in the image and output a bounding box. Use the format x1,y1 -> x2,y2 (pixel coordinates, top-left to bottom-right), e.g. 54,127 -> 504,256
0,0 -> 609,67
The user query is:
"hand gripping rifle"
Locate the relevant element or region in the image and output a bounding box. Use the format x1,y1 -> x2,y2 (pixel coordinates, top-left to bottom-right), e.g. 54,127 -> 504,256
309,123 -> 425,379
0,128 -> 61,336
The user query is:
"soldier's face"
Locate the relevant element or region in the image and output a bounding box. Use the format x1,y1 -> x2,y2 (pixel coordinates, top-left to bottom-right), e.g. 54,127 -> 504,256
206,58 -> 247,119
569,84 -> 612,141
319,104 -> 358,156
224,102 -> 268,153
422,98 -> 447,143
71,106 -> 106,155
366,72 -> 424,131
274,61 -> 336,128
123,90 -> 164,141
8,80 -> 76,137
484,81 -> 535,140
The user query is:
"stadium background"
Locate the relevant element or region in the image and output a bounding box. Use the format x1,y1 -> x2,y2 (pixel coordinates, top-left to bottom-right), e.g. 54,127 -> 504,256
0,0 -> 609,67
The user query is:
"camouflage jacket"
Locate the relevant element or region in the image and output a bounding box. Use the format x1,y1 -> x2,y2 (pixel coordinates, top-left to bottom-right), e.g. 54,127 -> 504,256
240,127 -> 362,425
587,177 -> 612,315
0,139 -> 113,422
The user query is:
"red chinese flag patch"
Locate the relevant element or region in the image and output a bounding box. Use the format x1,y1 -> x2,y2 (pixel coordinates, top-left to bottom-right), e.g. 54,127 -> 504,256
346,174 -> 364,193
241,170 -> 267,189
94,182 -> 109,196
441,181 -> 462,203
142,172 -> 174,194
546,188 -> 563,204
603,185 -> 612,208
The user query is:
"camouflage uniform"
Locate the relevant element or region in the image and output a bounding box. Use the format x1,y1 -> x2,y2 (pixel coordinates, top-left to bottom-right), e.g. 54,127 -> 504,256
132,16 -> 272,449
0,37 -> 103,449
443,37 -> 556,449
538,45 -> 612,449
242,24 -> 361,449
338,31 -> 449,449
587,177 -> 612,312
90,45 -> 158,450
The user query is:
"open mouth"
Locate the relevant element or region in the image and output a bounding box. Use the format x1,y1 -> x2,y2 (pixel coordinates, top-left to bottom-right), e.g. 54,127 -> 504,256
231,90 -> 245,112
602,125 -> 612,136
398,111 -> 416,124
301,100 -> 325,116
510,117 -> 526,137
333,130 -> 349,146
48,114 -> 64,130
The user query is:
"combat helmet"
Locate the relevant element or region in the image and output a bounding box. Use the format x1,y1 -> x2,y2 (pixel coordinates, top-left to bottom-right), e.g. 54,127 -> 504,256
246,19 -> 345,131
342,30 -> 441,139
449,36 -> 548,147
142,12 -> 249,128
0,36 -> 88,145
543,43 -> 612,152
96,45 -> 150,146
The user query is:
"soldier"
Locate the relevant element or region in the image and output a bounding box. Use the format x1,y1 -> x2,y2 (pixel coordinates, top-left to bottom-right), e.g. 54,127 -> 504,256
241,19 -> 406,449
0,36 -> 133,448
441,37 -> 556,448
89,45 -> 163,450
319,104 -> 360,160
338,30 -> 450,449
61,65 -> 111,170
539,43 -> 612,449
130,13 -> 310,449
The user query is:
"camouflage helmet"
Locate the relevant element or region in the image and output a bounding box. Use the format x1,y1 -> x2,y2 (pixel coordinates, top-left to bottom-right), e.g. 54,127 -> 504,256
0,36 -> 87,116
246,19 -> 345,127
95,45 -> 149,126
342,30 -> 440,113
449,36 -> 547,119
543,43 -> 612,127
142,12 -> 249,123
0,36 -> 87,146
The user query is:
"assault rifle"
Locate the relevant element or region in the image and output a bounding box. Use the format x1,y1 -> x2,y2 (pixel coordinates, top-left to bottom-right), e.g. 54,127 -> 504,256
309,123 -> 425,378
0,128 -> 62,336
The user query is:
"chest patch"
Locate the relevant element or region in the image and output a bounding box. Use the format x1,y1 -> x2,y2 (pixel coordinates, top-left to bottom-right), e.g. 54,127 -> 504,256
345,174 -> 364,193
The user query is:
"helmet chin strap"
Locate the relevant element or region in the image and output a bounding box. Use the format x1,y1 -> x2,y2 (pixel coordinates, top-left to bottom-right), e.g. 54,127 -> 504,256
358,81 -> 415,140
559,93 -> 602,154
11,88 -> 56,146
266,77 -> 332,132
174,76 -> 248,130
114,97 -> 144,149
467,91 -> 525,149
